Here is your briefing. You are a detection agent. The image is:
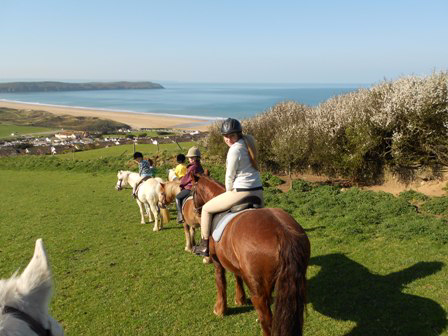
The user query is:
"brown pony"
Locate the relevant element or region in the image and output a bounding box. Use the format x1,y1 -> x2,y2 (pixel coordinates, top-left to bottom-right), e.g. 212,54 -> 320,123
158,180 -> 201,252
192,173 -> 310,336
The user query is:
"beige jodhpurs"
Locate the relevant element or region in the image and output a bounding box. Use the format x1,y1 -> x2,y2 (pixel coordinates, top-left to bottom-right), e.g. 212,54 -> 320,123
200,189 -> 264,239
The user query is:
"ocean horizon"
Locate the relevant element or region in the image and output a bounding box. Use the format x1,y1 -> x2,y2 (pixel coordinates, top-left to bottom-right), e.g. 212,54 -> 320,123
0,82 -> 370,120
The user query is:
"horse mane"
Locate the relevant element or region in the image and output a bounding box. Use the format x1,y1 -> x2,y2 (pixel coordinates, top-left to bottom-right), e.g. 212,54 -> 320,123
164,180 -> 181,202
0,273 -> 22,306
197,174 -> 225,201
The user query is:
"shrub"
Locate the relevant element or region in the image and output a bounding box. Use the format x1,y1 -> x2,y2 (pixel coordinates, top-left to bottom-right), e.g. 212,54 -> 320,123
204,72 -> 448,184
421,196 -> 448,216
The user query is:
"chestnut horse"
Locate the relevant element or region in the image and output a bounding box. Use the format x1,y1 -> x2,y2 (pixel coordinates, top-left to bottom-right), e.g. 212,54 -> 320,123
192,174 -> 310,336
158,180 -> 201,252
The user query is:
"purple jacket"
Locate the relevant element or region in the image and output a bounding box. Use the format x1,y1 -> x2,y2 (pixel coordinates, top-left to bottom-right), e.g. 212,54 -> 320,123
180,161 -> 204,190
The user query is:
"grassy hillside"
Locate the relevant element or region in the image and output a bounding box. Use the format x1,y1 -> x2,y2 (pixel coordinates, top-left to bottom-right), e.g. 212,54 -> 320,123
0,168 -> 446,335
0,124 -> 55,138
0,107 -> 130,132
57,142 -> 195,160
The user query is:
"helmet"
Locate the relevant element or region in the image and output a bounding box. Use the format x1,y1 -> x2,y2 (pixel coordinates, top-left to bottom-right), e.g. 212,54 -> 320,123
133,151 -> 143,159
221,118 -> 242,135
186,146 -> 201,158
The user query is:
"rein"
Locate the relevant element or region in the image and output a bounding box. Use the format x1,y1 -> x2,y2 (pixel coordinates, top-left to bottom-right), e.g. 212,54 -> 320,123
2,305 -> 52,336
191,187 -> 203,215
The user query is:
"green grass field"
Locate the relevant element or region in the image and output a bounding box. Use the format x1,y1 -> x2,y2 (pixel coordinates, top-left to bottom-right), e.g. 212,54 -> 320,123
0,124 -> 55,138
57,142 -> 195,160
0,167 -> 446,335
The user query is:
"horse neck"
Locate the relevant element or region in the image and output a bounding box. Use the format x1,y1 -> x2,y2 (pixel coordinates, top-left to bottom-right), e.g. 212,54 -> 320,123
125,172 -> 140,188
200,177 -> 225,203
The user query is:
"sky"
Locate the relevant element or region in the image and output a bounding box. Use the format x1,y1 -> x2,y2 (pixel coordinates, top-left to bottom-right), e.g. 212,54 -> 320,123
1,0 -> 447,84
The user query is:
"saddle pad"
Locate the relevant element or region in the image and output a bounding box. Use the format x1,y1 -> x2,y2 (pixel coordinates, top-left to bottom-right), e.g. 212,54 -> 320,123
182,196 -> 193,212
212,209 -> 254,242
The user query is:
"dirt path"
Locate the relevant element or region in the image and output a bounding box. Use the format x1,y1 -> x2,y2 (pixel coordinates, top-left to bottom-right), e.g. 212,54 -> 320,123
276,173 -> 447,197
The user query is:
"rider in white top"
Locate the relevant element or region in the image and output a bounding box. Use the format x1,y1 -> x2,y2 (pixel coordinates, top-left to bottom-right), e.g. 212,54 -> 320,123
225,138 -> 262,191
193,118 -> 264,257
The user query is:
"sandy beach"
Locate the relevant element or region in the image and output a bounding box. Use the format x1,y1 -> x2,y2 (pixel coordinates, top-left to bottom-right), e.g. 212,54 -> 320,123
0,101 -> 214,131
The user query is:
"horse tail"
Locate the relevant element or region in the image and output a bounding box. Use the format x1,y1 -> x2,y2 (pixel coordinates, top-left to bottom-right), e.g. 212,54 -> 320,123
160,208 -> 170,224
272,220 -> 310,336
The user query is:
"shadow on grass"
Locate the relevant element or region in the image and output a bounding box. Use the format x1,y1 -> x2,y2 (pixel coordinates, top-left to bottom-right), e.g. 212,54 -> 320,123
304,226 -> 326,232
226,304 -> 255,316
160,226 -> 184,231
308,253 -> 446,335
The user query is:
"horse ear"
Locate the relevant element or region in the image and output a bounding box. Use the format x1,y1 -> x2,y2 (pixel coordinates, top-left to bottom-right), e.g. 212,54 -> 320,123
159,182 -> 165,191
18,239 -> 52,305
204,169 -> 210,176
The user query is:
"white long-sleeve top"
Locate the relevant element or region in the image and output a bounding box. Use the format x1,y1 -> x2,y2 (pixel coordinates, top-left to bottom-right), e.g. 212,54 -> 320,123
225,138 -> 262,191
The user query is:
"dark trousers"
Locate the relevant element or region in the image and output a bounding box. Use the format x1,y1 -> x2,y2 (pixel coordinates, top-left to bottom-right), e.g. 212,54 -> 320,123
175,189 -> 191,222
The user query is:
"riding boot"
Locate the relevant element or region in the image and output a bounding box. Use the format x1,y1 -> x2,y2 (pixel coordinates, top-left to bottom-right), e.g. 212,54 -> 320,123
193,238 -> 209,257
175,198 -> 184,223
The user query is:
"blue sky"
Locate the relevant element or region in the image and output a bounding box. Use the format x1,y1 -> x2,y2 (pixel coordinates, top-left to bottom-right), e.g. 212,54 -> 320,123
1,0 -> 447,83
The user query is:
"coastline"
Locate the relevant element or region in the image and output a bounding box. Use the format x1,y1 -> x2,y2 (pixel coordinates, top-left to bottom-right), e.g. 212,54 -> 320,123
0,100 -> 216,131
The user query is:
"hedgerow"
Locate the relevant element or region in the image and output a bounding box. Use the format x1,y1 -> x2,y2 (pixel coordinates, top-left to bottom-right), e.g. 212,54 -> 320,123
204,72 -> 448,183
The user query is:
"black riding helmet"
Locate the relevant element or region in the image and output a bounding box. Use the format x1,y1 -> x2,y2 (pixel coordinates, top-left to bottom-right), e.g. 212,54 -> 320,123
133,151 -> 143,159
221,118 -> 242,135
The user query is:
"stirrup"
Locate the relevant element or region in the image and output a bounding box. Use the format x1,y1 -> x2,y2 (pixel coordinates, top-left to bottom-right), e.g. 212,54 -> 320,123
192,242 -> 209,257
193,247 -> 209,257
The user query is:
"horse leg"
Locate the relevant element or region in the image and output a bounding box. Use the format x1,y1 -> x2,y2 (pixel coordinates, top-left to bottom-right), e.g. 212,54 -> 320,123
183,223 -> 192,252
213,262 -> 227,316
145,203 -> 153,222
146,203 -> 154,222
190,225 -> 196,247
136,200 -> 146,224
149,202 -> 160,231
251,293 -> 273,336
234,275 -> 246,305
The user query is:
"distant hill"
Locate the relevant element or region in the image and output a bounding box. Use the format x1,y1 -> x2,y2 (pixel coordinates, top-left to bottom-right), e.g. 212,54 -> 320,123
0,81 -> 164,92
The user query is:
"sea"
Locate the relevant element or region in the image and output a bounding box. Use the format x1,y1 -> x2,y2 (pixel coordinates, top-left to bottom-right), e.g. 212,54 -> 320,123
0,82 -> 369,121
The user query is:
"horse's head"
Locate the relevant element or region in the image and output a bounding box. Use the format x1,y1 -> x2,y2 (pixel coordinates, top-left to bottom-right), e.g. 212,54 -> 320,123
157,181 -> 181,208
157,183 -> 168,209
0,239 -> 64,336
115,170 -> 129,191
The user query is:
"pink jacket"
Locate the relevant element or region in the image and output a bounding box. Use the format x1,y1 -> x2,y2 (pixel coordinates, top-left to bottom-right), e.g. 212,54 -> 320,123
180,161 -> 204,190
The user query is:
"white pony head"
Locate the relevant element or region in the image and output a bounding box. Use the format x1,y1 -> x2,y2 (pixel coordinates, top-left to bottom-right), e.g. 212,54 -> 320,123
0,239 -> 64,336
115,170 -> 130,191
167,169 -> 178,182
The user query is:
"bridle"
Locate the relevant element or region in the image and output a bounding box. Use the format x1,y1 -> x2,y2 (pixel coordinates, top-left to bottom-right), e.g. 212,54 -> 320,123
116,178 -> 124,191
158,191 -> 167,209
2,305 -> 53,336
191,183 -> 203,215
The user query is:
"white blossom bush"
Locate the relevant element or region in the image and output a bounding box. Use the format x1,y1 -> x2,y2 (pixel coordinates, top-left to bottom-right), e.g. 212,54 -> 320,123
205,72 -> 448,182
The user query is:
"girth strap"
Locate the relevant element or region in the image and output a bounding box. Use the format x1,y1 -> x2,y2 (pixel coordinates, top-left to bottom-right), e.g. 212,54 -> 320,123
2,305 -> 52,336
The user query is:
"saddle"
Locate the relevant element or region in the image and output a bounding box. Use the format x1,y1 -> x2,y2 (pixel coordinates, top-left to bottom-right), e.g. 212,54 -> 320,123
211,195 -> 263,242
181,195 -> 193,212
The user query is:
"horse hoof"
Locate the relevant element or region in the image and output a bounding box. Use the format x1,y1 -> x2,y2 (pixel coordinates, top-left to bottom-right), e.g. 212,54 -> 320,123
202,257 -> 212,264
235,298 -> 246,306
213,307 -> 225,317
185,247 -> 192,252
153,228 -> 159,232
